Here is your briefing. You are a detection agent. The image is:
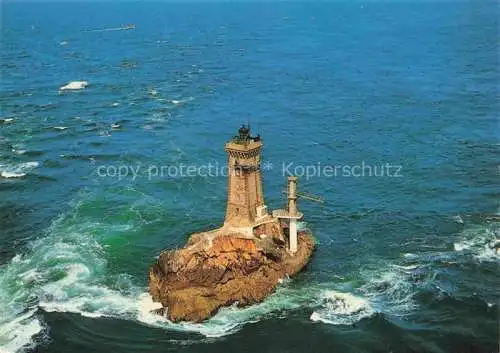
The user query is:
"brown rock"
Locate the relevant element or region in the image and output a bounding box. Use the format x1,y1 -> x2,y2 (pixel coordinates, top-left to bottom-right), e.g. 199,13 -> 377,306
148,228 -> 315,323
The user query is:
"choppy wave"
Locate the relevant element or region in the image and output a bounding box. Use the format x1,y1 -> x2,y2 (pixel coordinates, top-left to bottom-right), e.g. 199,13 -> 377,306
0,203 -> 430,353
0,252 -> 47,353
0,161 -> 39,178
4,191 -> 496,352
360,264 -> 419,317
310,261 -> 420,327
453,220 -> 499,262
138,284 -> 319,338
2,199 -> 403,352
0,308 -> 46,353
308,221 -> 500,328
0,193 -> 320,352
59,81 -> 88,91
310,290 -> 374,325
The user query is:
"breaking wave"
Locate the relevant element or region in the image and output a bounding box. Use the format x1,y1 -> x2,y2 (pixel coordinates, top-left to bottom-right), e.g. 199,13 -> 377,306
309,260 -> 421,327
0,194 -> 430,352
359,264 -> 419,317
453,221 -> 499,263
0,161 -> 39,178
310,291 -> 374,325
0,193 -> 320,352
5,194 -> 493,351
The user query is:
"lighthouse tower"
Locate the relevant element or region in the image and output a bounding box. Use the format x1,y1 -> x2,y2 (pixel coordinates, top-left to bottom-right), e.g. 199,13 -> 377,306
224,125 -> 268,235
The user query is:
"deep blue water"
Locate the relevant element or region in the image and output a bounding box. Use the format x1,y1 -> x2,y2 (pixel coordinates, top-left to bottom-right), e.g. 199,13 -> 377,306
0,1 -> 498,352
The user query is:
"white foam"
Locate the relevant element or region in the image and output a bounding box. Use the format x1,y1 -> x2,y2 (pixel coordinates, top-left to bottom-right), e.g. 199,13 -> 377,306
310,290 -> 374,325
0,309 -> 45,353
454,223 -> 499,262
0,193 -> 324,351
137,284 -> 317,338
359,266 -> 417,316
0,161 -> 39,179
1,171 -> 26,178
167,97 -> 194,105
11,254 -> 22,263
98,130 -> 111,137
453,242 -> 470,251
0,210 -> 253,351
392,264 -> 420,271
39,284 -> 136,320
0,253 -> 46,353
474,243 -> 499,262
20,269 -> 42,284
38,282 -> 279,339
452,215 -> 464,224
59,81 -> 88,91
148,111 -> 171,123
0,216 -> 110,351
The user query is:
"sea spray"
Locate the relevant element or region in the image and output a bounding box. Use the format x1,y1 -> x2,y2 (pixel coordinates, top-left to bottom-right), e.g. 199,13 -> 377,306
310,291 -> 374,325
0,193 -> 320,351
0,161 -> 39,179
0,188 -> 456,351
453,222 -> 499,262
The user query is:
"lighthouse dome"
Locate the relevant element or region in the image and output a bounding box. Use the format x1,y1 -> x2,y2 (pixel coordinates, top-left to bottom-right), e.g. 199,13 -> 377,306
238,125 -> 250,140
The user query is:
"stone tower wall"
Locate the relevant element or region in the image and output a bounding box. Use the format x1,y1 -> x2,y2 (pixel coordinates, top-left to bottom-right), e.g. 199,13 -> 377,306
224,142 -> 264,228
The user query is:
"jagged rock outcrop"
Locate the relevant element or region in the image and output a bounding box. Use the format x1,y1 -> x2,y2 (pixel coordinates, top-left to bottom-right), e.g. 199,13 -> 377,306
148,229 -> 315,322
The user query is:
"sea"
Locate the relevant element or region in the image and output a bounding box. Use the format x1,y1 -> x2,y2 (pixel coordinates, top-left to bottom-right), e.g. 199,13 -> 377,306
0,1 -> 498,352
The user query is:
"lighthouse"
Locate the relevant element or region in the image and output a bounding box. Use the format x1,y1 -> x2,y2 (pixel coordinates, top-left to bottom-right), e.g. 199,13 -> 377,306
221,125 -> 314,253
148,126 -> 317,323
224,125 -> 269,235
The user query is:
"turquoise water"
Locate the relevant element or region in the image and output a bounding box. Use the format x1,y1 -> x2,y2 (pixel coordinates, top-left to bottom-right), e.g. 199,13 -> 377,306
0,1 -> 498,352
